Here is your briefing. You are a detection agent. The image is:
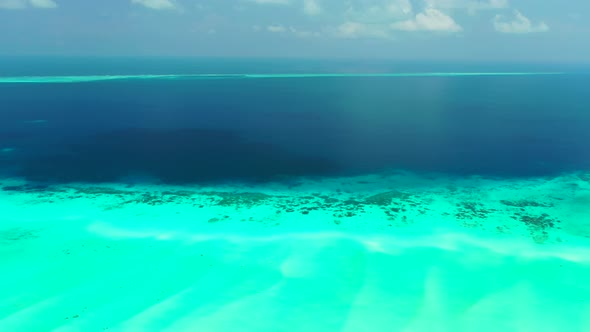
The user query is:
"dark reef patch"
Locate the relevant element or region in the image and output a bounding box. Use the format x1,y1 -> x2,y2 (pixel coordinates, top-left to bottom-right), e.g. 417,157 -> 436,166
2,184 -> 50,192
202,192 -> 272,208
0,227 -> 39,243
518,213 -> 560,230
5,183 -> 434,225
455,201 -> 496,228
1,178 -> 570,243
364,190 -> 413,206
70,187 -> 135,196
517,213 -> 561,244
500,200 -> 554,208
578,173 -> 590,183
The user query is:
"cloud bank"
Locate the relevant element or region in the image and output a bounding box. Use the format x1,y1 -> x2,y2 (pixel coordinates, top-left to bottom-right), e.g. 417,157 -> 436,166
392,8 -> 462,32
0,0 -> 57,9
336,21 -> 390,39
493,10 -> 549,34
131,0 -> 176,10
426,0 -> 508,12
249,0 -> 290,4
303,0 -> 321,16
267,24 -> 286,32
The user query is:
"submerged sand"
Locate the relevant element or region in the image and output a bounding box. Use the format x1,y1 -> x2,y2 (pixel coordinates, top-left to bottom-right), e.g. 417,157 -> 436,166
1,170 -> 589,331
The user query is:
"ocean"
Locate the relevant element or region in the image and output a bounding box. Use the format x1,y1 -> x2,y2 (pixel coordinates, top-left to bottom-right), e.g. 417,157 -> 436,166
1,57 -> 589,331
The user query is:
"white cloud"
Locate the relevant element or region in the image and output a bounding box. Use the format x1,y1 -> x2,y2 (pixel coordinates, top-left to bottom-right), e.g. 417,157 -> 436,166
249,0 -> 290,4
391,8 -> 462,32
345,0 -> 413,24
328,2 -> 463,39
493,10 -> 549,34
487,0 -> 510,9
289,26 -> 320,38
29,0 -> 56,8
0,0 -> 25,9
267,24 -> 286,32
335,21 -> 390,39
0,0 -> 57,9
303,0 -> 321,16
426,0 -> 508,12
325,0 -> 413,39
131,0 -> 176,10
258,24 -> 320,37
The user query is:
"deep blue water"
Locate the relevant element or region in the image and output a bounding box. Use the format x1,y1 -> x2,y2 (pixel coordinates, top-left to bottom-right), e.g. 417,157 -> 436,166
1,58 -> 589,184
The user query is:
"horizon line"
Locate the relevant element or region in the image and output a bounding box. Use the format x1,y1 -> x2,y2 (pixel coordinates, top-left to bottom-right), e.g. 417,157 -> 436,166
0,72 -> 567,84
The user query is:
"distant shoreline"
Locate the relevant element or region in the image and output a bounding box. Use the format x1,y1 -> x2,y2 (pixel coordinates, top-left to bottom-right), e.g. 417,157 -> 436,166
0,72 -> 566,84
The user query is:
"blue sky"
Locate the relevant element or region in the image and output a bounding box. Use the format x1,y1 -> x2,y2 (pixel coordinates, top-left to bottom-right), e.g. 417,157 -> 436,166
0,0 -> 588,62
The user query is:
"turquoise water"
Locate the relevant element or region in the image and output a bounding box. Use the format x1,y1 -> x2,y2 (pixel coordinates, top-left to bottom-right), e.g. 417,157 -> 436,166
1,60 -> 590,331
2,172 -> 590,331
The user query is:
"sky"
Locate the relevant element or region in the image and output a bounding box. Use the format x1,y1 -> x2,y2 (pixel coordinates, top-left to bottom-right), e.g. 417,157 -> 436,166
0,0 -> 588,62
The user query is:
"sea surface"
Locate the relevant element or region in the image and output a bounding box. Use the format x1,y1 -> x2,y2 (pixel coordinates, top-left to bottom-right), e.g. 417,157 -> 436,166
1,58 -> 590,331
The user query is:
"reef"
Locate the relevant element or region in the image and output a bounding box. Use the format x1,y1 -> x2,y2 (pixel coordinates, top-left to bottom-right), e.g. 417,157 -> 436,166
364,190 -> 413,206
201,192 -> 272,208
455,201 -> 496,228
500,200 -> 554,208
0,177 -> 576,243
